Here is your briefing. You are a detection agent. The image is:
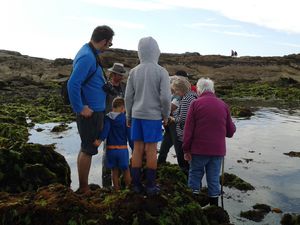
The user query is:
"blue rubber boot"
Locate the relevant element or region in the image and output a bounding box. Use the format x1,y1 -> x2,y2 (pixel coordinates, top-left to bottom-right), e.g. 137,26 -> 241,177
131,167 -> 143,193
146,169 -> 160,196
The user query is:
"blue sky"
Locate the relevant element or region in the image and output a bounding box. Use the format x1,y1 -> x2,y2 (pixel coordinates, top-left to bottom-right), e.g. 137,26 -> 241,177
1,0 -> 300,59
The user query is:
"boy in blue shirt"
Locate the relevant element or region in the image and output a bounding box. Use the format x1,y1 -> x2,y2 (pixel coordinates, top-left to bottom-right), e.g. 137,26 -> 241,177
94,97 -> 132,191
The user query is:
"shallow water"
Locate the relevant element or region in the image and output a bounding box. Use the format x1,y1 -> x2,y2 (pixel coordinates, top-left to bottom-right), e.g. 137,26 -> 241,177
28,107 -> 300,224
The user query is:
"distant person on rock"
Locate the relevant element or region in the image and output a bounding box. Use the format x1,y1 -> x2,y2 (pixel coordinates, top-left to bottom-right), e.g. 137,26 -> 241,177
102,62 -> 128,188
125,36 -> 171,196
183,78 -> 236,206
93,97 -> 132,191
67,25 -> 114,194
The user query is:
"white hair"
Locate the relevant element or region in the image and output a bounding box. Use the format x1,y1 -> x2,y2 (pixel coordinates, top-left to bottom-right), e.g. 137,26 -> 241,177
196,78 -> 215,95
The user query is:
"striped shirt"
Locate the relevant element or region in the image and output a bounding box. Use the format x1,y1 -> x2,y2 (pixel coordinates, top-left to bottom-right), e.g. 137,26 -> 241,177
175,91 -> 198,141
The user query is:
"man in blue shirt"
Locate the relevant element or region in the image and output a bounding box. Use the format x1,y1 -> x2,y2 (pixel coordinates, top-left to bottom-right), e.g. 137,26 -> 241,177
67,25 -> 114,194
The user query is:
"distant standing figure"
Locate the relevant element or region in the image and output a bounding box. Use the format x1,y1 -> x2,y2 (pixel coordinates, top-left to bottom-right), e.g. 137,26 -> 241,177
125,36 -> 171,195
94,97 -> 132,191
67,25 -> 114,194
183,78 -> 236,206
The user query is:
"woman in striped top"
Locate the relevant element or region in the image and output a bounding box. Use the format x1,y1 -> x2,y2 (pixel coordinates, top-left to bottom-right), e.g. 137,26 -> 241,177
169,77 -> 198,174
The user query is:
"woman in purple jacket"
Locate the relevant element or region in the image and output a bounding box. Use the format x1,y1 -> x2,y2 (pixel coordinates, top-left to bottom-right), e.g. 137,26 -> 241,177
182,78 -> 236,206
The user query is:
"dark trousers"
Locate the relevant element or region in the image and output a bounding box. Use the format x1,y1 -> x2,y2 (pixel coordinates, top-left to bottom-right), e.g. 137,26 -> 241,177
174,140 -> 189,175
102,141 -> 112,187
158,122 -> 177,164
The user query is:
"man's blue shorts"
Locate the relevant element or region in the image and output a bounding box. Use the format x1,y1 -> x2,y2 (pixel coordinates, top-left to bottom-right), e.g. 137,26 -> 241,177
131,118 -> 163,143
106,149 -> 129,171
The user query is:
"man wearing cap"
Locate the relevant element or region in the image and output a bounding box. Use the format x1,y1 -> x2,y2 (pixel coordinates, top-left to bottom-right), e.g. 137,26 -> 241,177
106,63 -> 127,113
102,62 -> 128,187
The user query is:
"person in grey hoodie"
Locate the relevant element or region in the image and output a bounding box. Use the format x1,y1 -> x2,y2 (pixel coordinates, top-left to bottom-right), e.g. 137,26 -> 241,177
125,36 -> 171,195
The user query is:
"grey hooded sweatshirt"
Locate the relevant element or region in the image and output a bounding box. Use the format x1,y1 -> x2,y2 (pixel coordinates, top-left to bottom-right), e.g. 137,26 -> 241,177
125,37 -> 171,121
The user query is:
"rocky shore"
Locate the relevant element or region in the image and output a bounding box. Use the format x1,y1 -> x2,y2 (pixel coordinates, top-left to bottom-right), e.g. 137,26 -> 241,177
0,49 -> 300,224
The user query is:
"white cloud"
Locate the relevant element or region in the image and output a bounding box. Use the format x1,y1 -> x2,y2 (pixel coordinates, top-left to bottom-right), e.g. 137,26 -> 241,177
83,0 -> 172,11
215,31 -> 262,38
66,16 -> 145,30
83,0 -> 300,34
185,22 -> 240,29
274,42 -> 300,48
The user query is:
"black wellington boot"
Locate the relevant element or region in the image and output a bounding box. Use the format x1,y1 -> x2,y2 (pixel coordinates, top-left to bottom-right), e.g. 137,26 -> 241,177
209,197 -> 219,206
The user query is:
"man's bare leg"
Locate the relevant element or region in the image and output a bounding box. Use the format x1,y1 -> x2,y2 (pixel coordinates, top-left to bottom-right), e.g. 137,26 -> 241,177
77,151 -> 92,193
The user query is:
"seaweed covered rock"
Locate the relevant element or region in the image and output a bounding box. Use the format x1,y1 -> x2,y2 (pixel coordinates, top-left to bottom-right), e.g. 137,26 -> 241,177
240,204 -> 271,222
230,106 -> 254,118
0,143 -> 71,193
222,173 -> 255,191
283,151 -> 300,158
0,164 -> 230,225
281,213 -> 300,225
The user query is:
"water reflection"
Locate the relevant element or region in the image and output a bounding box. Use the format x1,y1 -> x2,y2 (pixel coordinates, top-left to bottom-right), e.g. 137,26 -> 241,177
28,107 -> 300,224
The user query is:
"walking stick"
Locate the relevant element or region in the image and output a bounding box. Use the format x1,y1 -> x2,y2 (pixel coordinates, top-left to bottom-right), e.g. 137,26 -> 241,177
221,157 -> 225,209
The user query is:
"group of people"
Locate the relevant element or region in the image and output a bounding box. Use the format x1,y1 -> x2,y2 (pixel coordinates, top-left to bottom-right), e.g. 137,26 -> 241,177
67,25 -> 236,206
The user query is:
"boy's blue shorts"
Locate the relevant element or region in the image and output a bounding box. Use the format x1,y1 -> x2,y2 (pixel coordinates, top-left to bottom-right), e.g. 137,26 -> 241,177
131,118 -> 163,143
106,149 -> 129,171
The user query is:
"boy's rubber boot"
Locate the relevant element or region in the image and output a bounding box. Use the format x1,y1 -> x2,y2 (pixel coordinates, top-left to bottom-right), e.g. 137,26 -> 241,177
209,197 -> 219,206
131,167 -> 143,193
146,169 -> 160,196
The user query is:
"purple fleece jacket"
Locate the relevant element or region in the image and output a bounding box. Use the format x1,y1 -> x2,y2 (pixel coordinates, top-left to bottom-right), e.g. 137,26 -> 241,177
182,91 -> 236,156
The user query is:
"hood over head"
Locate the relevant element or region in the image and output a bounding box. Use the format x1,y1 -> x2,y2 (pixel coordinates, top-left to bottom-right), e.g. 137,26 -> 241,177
106,112 -> 121,120
138,36 -> 160,63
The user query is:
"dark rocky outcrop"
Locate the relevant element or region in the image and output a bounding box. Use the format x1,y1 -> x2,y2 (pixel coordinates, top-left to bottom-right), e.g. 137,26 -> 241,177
1,49 -> 300,85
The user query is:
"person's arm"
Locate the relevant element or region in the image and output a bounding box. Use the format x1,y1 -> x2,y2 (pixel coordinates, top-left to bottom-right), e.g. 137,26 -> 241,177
125,71 -> 134,126
126,125 -> 134,151
67,55 -> 95,113
226,105 -> 236,138
182,101 -> 196,154
160,70 -> 172,120
99,117 -> 111,141
174,94 -> 194,128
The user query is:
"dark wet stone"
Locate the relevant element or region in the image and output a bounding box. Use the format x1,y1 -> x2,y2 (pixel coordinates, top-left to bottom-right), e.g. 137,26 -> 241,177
284,151 -> 300,158
51,123 -> 69,132
240,209 -> 265,222
221,173 -> 255,191
281,213 -> 300,225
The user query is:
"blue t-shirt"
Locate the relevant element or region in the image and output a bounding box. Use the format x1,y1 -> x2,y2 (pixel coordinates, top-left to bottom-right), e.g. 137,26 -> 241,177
67,43 -> 106,113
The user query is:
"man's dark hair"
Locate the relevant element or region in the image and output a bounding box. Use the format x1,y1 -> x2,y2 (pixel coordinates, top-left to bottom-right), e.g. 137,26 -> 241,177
175,70 -> 188,78
91,25 -> 114,42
